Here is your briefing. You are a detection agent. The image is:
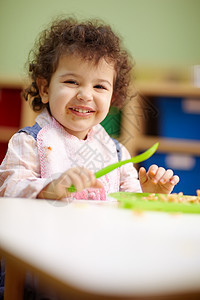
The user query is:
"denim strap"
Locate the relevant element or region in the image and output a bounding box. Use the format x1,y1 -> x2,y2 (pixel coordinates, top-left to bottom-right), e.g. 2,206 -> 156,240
18,122 -> 42,141
111,137 -> 121,161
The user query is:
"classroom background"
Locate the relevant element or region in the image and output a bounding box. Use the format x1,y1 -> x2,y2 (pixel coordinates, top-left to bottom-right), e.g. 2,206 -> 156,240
0,0 -> 200,195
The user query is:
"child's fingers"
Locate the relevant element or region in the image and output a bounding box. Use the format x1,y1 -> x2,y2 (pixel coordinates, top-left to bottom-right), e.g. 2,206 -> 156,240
149,166 -> 166,183
93,179 -> 104,189
159,169 -> 174,184
146,164 -> 158,179
75,168 -> 104,189
61,167 -> 98,192
139,167 -> 148,184
77,170 -> 104,189
153,169 -> 179,187
158,175 -> 180,193
66,167 -> 92,191
148,164 -> 158,174
59,169 -> 82,191
139,164 -> 180,194
39,167 -> 102,200
77,167 -> 96,189
170,175 -> 180,185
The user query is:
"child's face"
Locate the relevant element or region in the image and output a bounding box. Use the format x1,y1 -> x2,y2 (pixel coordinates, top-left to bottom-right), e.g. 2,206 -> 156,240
41,55 -> 115,139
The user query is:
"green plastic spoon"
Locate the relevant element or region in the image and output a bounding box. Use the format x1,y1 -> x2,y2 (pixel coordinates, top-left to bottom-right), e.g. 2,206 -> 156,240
68,142 -> 159,193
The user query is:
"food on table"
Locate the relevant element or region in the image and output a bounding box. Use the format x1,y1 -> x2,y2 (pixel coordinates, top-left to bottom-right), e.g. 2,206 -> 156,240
109,190 -> 200,214
142,190 -> 200,204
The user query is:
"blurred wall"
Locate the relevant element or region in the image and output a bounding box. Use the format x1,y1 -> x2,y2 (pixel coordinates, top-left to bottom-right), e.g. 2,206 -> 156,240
0,0 -> 200,79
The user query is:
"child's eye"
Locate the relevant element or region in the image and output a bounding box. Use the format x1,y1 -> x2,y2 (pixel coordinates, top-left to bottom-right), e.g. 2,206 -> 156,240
64,80 -> 78,85
94,85 -> 106,90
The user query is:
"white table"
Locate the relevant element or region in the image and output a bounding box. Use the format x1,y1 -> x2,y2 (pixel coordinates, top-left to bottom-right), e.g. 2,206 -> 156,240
1,197 -> 200,299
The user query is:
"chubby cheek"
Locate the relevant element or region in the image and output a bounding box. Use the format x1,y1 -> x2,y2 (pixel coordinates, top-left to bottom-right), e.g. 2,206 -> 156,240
96,105 -> 110,123
99,96 -> 112,112
49,102 -> 65,121
49,93 -> 67,113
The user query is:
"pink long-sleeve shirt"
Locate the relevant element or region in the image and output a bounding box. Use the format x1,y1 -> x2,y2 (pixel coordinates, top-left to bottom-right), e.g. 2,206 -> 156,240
0,109 -> 141,199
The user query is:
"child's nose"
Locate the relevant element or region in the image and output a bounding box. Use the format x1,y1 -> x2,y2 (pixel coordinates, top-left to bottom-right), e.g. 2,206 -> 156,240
76,87 -> 93,102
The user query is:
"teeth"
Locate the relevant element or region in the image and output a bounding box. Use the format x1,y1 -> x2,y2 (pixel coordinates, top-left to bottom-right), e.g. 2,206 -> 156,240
72,108 -> 91,113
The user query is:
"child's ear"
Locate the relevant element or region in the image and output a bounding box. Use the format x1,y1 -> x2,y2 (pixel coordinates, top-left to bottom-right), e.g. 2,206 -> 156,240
36,78 -> 49,104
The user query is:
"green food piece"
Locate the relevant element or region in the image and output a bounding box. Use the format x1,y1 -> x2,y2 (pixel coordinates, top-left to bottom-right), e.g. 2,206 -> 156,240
67,185 -> 76,193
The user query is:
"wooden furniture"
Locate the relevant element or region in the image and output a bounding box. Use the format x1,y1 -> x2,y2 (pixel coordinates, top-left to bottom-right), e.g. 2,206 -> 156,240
0,79 -> 37,162
0,79 -> 37,134
1,197 -> 200,300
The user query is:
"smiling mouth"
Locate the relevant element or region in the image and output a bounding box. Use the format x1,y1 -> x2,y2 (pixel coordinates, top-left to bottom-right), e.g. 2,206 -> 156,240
69,107 -> 95,114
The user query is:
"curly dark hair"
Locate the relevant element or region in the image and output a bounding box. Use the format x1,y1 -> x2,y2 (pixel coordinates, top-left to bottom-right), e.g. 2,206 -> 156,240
23,17 -> 134,111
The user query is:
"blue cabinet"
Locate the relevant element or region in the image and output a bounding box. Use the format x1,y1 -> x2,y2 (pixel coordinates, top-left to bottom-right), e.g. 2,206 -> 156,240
155,97 -> 200,140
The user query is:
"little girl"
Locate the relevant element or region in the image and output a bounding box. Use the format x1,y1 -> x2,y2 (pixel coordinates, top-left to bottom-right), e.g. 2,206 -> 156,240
0,17 -> 179,200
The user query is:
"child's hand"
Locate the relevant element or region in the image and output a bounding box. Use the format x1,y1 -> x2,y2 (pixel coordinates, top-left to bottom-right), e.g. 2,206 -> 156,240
139,164 -> 179,194
38,166 -> 103,200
